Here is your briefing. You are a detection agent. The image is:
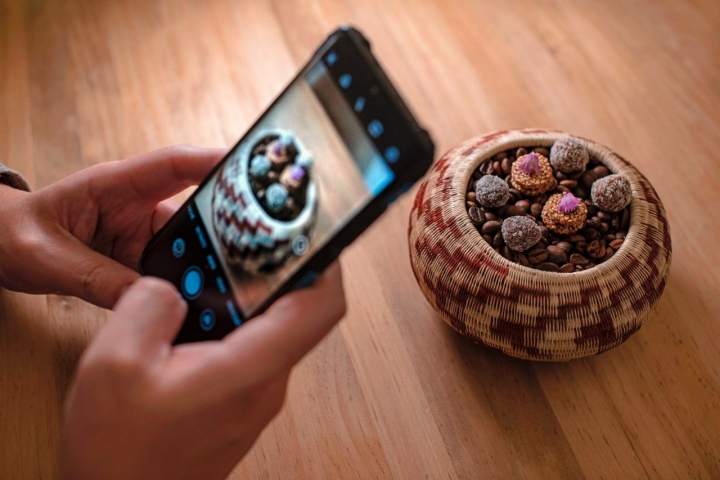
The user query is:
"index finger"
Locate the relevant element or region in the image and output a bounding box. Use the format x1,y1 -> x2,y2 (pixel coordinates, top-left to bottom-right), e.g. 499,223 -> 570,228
215,263 -> 346,385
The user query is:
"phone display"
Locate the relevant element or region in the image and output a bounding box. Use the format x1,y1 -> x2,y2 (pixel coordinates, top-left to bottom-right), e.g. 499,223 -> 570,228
140,27 -> 434,343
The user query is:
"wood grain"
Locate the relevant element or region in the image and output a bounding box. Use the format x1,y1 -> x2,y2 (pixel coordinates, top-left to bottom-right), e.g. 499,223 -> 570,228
2,0 -> 720,478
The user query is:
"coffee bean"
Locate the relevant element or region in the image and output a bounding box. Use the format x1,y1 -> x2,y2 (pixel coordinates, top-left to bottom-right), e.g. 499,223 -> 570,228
534,147 -> 550,157
536,262 -> 560,272
515,252 -> 530,267
546,245 -> 568,265
501,157 -> 512,175
531,203 -> 543,217
493,161 -> 502,176
516,147 -> 528,157
559,263 -> 575,273
584,229 -> 599,241
556,171 -> 567,181
505,176 -> 514,188
598,211 -> 612,221
574,186 -> 591,202
468,207 -> 485,225
528,248 -> 549,264
586,240 -> 606,259
493,231 -> 504,247
540,226 -> 551,239
569,234 -> 585,243
467,201 -> 476,211
616,231 -> 626,240
604,234 -> 616,242
467,191 -> 476,202
482,234 -> 494,244
609,238 -> 624,250
557,241 -> 572,253
575,265 -> 584,272
482,220 -> 501,235
594,165 -> 609,178
556,185 -> 571,194
600,222 -> 610,234
560,179 -> 578,189
603,247 -> 614,262
471,170 -> 482,182
494,152 -> 508,161
570,253 -> 589,266
515,200 -> 530,212
484,212 -> 497,222
575,241 -> 587,253
501,245 -> 513,260
505,205 -> 526,217
611,217 -> 620,229
581,166 -> 608,188
620,208 -> 630,230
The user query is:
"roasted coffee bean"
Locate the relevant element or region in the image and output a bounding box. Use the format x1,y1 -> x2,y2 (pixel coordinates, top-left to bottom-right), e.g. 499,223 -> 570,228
501,157 -> 512,175
573,186 -> 590,201
515,200 -> 531,212
559,263 -> 575,273
569,234 -> 585,243
515,252 -> 530,267
536,262 -> 560,272
600,222 -> 610,234
467,191 -> 476,202
467,201 -> 476,211
494,151 -> 508,161
616,231 -> 626,240
471,170 -> 482,182
600,239 -> 607,247
530,203 -> 543,217
620,208 -> 630,230
484,212 -> 497,221
604,234 -> 616,242
584,229 -> 599,241
493,161 -> 502,175
598,210 -> 612,221
535,239 -> 548,249
494,247 -> 501,255
516,147 -> 528,157
546,245 -> 568,265
505,205 -> 526,217
586,216 -> 602,230
507,191 -> 519,204
557,241 -> 572,253
528,248 -> 549,264
581,165 -> 609,188
556,185 -> 571,194
534,147 -> 550,157
535,194 -> 549,204
594,165 -> 609,178
603,247 -> 614,262
482,234 -> 494,244
611,217 -> 620,229
556,171 -> 567,181
468,207 -> 485,225
570,253 -> 589,266
586,240 -> 606,259
609,238 -> 624,250
575,241 -> 587,253
501,245 -> 514,260
505,176 -> 514,188
482,220 -> 502,235
575,265 -> 584,272
481,161 -> 494,175
493,231 -> 504,248
509,188 -> 522,199
540,226 -> 551,239
560,179 -> 578,189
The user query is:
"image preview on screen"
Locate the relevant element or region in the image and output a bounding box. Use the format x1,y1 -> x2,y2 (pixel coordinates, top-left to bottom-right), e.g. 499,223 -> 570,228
194,59 -> 395,317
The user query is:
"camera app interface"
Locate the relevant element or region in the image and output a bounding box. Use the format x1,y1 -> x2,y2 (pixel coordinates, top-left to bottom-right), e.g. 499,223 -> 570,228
156,45 -> 400,339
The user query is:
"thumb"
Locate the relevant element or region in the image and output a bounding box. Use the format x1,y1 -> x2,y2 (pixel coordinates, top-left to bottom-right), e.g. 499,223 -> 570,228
91,277 -> 187,361
47,234 -> 140,309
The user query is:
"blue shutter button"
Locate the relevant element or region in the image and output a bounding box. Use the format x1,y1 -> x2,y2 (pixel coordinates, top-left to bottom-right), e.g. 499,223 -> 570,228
181,266 -> 204,300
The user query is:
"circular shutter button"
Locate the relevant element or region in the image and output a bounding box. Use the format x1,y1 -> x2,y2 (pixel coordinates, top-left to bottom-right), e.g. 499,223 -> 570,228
181,266 -> 204,300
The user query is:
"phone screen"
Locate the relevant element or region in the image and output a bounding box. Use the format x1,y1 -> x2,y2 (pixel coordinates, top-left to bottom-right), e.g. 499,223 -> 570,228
194,56 -> 395,318
141,31 -> 421,342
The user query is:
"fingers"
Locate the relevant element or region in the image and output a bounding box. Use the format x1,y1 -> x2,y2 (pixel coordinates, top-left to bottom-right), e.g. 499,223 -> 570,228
106,146 -> 226,204
218,263 -> 346,384
91,277 -> 187,360
152,199 -> 181,234
38,231 -> 140,309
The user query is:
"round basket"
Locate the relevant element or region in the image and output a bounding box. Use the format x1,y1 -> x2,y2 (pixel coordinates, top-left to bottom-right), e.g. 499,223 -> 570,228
408,129 -> 672,361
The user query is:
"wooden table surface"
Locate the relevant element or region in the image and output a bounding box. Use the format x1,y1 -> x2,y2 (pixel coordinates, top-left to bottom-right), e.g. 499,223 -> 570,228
2,0 -> 719,478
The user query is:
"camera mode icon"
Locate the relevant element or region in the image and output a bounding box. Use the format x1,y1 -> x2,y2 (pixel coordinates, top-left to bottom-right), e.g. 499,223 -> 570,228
172,238 -> 186,258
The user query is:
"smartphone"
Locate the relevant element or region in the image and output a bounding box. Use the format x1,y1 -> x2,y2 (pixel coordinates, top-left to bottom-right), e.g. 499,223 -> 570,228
140,26 -> 434,343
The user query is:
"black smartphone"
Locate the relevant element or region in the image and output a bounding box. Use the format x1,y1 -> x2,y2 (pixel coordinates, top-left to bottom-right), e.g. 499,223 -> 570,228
140,26 -> 434,343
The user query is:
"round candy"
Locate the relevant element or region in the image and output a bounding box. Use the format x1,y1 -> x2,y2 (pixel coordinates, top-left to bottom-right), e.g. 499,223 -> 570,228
474,175 -> 510,208
249,154 -> 271,177
266,183 -> 289,212
591,174 -> 632,212
511,153 -> 555,196
501,216 -> 542,252
550,137 -> 589,173
542,193 -> 588,235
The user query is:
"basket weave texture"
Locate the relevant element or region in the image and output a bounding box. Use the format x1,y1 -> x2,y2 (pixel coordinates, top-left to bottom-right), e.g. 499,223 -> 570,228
408,129 -> 672,361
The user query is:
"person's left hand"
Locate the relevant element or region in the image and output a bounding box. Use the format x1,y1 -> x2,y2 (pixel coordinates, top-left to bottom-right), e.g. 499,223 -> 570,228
0,146 -> 224,308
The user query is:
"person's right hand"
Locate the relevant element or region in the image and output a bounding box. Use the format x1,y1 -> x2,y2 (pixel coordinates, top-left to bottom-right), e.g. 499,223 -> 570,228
60,263 -> 346,480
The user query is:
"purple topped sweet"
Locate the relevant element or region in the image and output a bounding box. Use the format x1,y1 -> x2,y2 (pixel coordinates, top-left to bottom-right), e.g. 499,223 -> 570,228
558,192 -> 581,213
517,152 -> 541,175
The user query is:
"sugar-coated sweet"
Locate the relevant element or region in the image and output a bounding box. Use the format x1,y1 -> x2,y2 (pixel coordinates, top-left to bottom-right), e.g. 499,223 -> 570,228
550,137 -> 589,173
249,154 -> 271,177
501,216 -> 542,252
591,174 -> 632,212
266,183 -> 289,212
474,175 -> 510,208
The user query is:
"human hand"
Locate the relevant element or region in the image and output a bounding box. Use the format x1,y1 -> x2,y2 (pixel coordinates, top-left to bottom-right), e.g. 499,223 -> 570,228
0,146 -> 224,308
60,263 -> 346,480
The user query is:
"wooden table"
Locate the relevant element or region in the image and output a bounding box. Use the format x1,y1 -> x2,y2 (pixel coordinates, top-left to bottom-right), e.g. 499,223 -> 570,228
2,0 -> 719,478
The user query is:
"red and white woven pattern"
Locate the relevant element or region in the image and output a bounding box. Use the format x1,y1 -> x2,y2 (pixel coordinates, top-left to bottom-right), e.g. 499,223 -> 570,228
408,130 -> 672,361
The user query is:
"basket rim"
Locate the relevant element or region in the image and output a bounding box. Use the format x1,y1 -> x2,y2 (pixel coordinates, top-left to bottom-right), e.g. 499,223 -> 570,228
452,129 -> 642,280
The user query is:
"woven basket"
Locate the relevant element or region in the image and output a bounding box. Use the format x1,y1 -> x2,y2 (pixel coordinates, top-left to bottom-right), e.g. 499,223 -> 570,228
408,129 -> 672,361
